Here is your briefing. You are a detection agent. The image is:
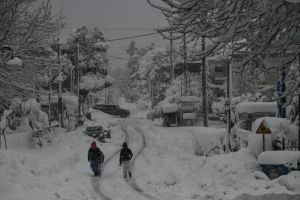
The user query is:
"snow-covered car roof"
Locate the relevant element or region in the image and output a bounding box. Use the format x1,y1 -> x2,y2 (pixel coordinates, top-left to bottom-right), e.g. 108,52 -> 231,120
258,151 -> 300,165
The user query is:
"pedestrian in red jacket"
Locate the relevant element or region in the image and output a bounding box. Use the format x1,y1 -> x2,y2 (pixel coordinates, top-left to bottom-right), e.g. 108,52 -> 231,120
88,141 -> 104,176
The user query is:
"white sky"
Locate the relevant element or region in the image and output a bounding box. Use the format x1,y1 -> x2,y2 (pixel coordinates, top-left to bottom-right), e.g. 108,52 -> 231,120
51,0 -> 169,70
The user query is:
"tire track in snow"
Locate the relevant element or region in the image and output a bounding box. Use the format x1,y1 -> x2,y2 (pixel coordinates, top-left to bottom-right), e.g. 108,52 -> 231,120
123,122 -> 161,200
91,146 -> 120,200
91,119 -> 160,200
90,121 -> 126,200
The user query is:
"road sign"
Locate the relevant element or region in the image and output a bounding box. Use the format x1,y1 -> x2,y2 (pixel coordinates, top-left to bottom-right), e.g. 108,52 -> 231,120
256,120 -> 271,134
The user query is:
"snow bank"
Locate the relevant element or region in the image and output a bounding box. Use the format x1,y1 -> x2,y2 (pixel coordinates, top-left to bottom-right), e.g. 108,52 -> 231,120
247,133 -> 273,157
276,171 -> 300,193
135,124 -> 294,200
258,151 -> 300,165
236,102 -> 277,114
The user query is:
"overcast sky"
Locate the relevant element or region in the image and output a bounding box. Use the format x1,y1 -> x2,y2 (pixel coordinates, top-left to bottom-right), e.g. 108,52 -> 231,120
51,0 -> 169,70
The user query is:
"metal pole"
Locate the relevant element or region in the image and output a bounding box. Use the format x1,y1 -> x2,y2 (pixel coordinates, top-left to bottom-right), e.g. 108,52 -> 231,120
58,43 -> 63,128
202,36 -> 208,127
180,77 -> 183,96
77,44 -> 80,119
170,32 -> 174,81
48,67 -> 51,128
298,54 -> 300,151
188,74 -> 191,95
298,92 -> 300,151
263,134 -> 265,152
183,33 -> 188,96
150,81 -> 153,109
3,130 -> 7,149
70,67 -> 73,95
226,60 -> 231,151
105,87 -> 107,104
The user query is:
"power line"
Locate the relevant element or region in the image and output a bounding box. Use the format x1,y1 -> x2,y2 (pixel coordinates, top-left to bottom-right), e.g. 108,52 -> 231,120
104,32 -> 159,42
60,27 -> 155,31
18,32 -> 160,51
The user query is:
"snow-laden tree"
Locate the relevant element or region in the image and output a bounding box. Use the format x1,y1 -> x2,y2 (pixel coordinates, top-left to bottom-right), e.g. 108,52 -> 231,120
136,47 -> 171,106
232,66 -> 265,96
63,26 -> 111,115
0,0 -> 63,113
148,0 -> 300,117
286,63 -> 300,125
65,27 -> 110,91
120,42 -> 156,102
147,0 -> 300,64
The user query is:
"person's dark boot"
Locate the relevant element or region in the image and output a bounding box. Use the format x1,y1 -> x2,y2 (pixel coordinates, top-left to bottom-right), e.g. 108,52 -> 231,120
129,173 -> 132,178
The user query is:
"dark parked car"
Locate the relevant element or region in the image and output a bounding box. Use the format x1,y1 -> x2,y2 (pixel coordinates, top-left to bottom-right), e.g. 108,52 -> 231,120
93,104 -> 130,118
84,126 -> 105,142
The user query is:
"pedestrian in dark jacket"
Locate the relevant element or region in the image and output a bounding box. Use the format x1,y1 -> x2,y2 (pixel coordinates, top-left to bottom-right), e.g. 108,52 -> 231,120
88,141 -> 104,176
119,142 -> 133,178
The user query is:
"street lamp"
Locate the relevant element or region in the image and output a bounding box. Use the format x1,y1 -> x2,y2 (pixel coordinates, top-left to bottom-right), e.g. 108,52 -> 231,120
0,46 -> 22,67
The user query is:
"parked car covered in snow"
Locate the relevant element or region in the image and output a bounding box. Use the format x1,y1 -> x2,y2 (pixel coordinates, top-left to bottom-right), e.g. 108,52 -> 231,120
92,104 -> 130,118
98,123 -> 111,138
84,126 -> 105,142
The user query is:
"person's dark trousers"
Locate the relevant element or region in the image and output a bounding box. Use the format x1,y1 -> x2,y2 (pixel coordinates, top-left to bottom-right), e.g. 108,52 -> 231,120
90,160 -> 101,176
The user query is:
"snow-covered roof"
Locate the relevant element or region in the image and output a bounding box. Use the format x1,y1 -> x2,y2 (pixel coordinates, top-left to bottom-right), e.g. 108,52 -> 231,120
39,95 -> 78,106
183,113 -> 196,119
258,151 -> 300,165
236,102 -> 277,114
161,103 -> 179,113
179,96 -> 201,102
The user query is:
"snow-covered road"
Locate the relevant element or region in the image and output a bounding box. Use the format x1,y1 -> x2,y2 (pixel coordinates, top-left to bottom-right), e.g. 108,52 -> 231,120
1,109 -> 300,200
95,119 -> 161,200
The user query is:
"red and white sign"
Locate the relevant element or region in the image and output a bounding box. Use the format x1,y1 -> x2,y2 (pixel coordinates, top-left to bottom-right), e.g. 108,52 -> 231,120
256,119 -> 272,134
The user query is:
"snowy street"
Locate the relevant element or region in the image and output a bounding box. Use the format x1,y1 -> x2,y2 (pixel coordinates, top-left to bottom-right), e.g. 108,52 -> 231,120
1,1 -> 300,199
1,109 -> 300,200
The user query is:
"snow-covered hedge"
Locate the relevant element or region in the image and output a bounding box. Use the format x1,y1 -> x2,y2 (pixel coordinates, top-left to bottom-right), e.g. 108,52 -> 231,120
192,127 -> 226,156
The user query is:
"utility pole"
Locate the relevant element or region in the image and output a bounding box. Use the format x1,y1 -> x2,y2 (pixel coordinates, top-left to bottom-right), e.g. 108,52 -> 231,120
70,66 -> 73,95
76,44 -> 81,119
57,42 -> 63,128
202,36 -> 208,127
105,87 -> 107,104
180,77 -> 183,96
298,54 -> 300,151
183,32 -> 188,96
48,66 -> 52,128
226,60 -> 232,152
170,32 -> 174,81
